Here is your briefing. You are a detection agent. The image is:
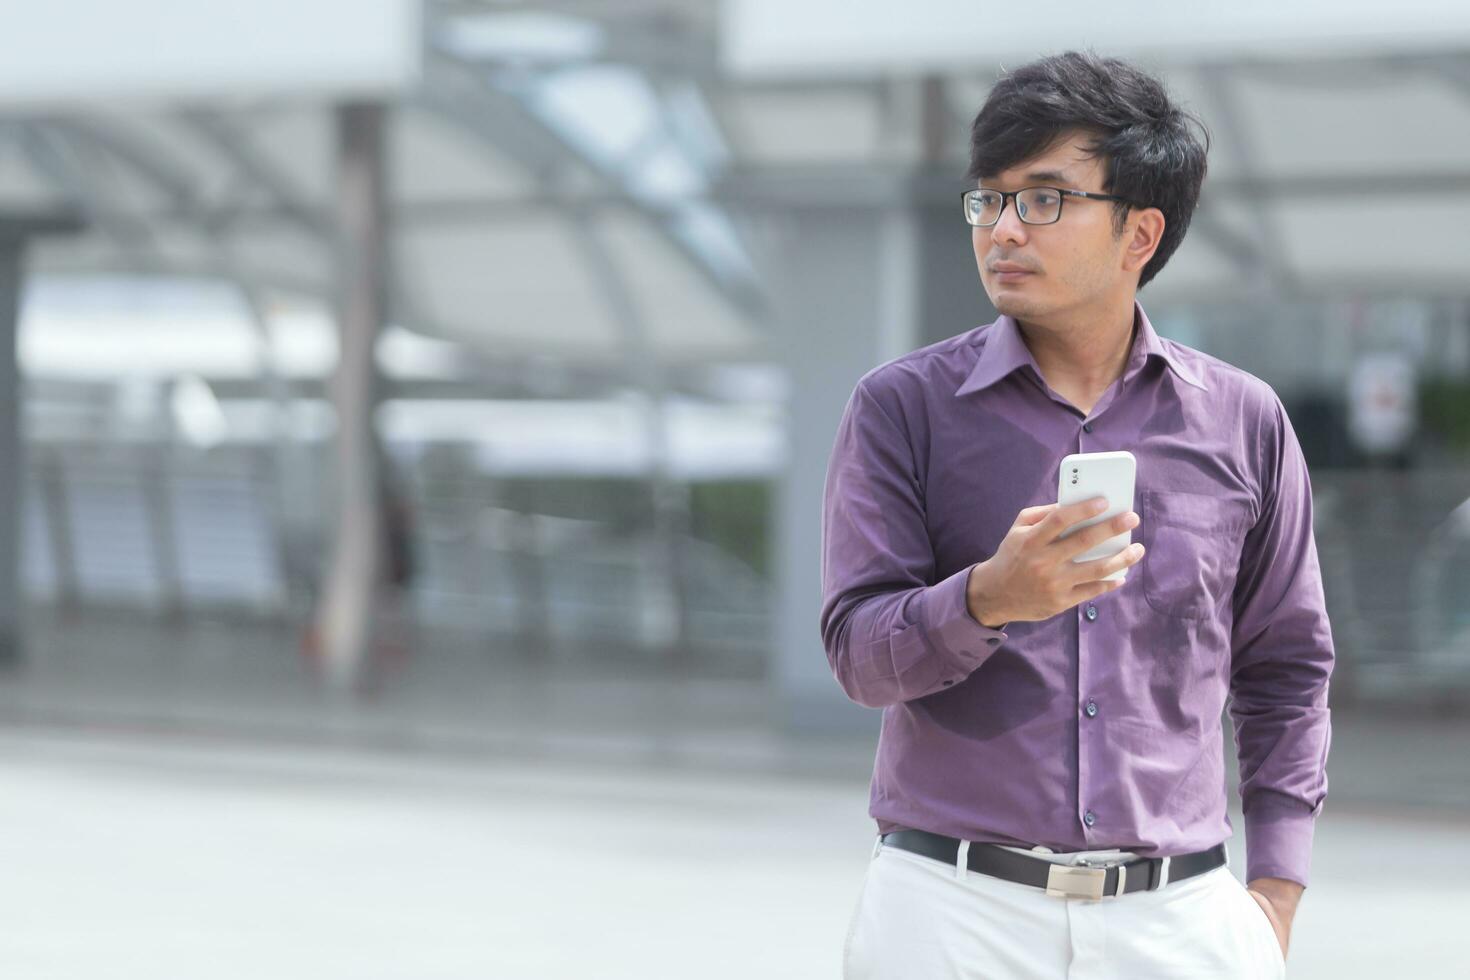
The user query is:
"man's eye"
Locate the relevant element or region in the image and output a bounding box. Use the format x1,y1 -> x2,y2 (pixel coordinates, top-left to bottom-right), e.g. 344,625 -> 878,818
1035,193 -> 1059,206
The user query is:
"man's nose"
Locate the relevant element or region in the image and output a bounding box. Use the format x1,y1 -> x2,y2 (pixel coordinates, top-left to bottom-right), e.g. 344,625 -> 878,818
990,200 -> 1028,246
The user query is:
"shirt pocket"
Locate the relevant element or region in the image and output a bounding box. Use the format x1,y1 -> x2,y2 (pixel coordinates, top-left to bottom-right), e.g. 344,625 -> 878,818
1139,489 -> 1252,621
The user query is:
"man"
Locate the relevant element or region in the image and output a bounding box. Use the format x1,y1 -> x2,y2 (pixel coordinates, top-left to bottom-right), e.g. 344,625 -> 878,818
821,50 -> 1331,978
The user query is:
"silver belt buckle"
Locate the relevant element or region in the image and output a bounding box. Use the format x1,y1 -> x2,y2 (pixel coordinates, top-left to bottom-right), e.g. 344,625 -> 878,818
1045,856 -> 1126,900
1045,863 -> 1108,900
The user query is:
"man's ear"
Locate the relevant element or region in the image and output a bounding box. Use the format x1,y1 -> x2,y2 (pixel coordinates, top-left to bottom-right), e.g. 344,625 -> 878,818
1123,207 -> 1165,275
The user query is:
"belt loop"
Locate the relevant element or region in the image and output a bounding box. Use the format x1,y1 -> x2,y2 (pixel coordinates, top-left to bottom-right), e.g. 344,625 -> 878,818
1156,855 -> 1171,890
955,839 -> 971,880
872,835 -> 884,860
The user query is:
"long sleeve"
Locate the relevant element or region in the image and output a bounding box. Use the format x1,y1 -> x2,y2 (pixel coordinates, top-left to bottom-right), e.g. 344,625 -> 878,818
819,379 -> 1009,709
1228,391 -> 1335,888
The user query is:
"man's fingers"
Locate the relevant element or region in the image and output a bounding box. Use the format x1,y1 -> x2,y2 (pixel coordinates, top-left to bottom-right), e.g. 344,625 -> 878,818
1014,504 -> 1056,527
1069,575 -> 1127,602
1055,510 -> 1139,561
1065,543 -> 1144,586
1036,496 -> 1110,543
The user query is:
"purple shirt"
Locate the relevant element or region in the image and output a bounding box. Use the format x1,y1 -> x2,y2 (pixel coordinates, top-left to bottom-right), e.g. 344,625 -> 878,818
819,299 -> 1333,888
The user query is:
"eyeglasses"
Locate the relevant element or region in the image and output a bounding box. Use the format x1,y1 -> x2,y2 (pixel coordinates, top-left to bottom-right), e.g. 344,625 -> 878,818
961,186 -> 1138,227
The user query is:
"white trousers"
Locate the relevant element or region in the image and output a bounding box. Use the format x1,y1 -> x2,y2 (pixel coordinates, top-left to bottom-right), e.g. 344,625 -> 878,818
843,837 -> 1287,979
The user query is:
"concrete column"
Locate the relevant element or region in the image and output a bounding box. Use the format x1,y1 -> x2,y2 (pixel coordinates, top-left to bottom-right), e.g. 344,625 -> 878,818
911,170 -> 997,349
731,170 -> 994,732
0,239 -> 23,667
0,210 -> 85,667
314,102 -> 390,690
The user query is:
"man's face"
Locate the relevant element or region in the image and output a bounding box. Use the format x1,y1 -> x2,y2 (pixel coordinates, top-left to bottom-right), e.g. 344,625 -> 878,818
972,131 -> 1133,321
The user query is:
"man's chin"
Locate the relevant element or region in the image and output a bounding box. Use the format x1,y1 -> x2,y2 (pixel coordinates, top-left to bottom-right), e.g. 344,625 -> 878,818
990,293 -> 1043,318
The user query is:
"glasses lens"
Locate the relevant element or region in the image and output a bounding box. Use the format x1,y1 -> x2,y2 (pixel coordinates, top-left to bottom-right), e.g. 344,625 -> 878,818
966,190 -> 1002,226
1017,188 -> 1062,224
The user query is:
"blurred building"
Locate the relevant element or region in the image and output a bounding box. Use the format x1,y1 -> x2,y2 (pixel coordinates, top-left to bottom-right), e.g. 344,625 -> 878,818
0,0 -> 1466,724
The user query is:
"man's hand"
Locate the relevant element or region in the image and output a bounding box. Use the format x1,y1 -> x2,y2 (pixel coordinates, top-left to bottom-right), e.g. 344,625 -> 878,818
966,497 -> 1144,627
1246,877 -> 1303,960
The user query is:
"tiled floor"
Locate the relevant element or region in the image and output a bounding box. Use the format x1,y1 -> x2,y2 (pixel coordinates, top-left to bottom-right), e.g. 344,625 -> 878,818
0,726 -> 1461,979
0,612 -> 1464,977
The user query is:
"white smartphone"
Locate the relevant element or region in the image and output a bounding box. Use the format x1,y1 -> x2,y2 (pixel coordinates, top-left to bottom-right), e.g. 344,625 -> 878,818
1056,450 -> 1136,582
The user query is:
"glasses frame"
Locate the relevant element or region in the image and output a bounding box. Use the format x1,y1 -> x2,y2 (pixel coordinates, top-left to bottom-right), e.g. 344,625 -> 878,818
961,186 -> 1139,227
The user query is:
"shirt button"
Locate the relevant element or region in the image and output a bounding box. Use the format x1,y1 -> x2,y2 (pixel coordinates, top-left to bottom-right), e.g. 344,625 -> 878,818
1085,700 -> 1098,717
1082,422 -> 1093,433
1083,810 -> 1096,827
1084,604 -> 1098,621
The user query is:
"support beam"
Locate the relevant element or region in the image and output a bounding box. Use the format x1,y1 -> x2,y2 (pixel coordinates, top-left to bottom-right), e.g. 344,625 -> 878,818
745,171 -> 992,733
1196,65 -> 1296,295
7,122 -> 164,262
421,49 -> 767,321
312,103 -> 390,690
0,209 -> 86,667
569,219 -> 693,664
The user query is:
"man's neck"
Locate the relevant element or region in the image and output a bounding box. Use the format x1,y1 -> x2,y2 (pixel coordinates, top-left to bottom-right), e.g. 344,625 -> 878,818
1015,298 -> 1138,397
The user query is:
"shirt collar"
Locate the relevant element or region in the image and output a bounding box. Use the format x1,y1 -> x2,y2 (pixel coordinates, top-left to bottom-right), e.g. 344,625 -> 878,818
955,299 -> 1208,398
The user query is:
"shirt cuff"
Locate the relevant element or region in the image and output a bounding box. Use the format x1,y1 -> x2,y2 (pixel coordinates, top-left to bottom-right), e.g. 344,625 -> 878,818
920,563 -> 1010,676
1243,790 -> 1319,888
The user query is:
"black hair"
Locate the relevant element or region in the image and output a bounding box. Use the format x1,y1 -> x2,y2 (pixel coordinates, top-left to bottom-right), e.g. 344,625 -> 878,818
967,50 -> 1210,290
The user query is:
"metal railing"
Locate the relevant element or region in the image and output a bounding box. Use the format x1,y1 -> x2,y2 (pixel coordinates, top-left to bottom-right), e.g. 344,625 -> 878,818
16,441 -> 1470,699
19,442 -> 773,668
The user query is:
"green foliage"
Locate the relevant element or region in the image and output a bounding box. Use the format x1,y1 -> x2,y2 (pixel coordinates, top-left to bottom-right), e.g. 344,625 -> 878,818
441,471 -> 772,578
1420,379 -> 1470,452
495,475 -> 649,527
688,479 -> 771,579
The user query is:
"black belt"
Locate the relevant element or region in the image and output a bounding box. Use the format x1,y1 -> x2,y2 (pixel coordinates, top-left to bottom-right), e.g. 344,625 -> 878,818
879,829 -> 1227,900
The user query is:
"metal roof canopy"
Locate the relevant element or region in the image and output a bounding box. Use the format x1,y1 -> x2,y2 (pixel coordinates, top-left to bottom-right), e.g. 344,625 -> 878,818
723,100 -> 1470,307
723,0 -> 1470,78
0,0 -> 421,105
0,0 -> 765,384
0,1 -> 1464,377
